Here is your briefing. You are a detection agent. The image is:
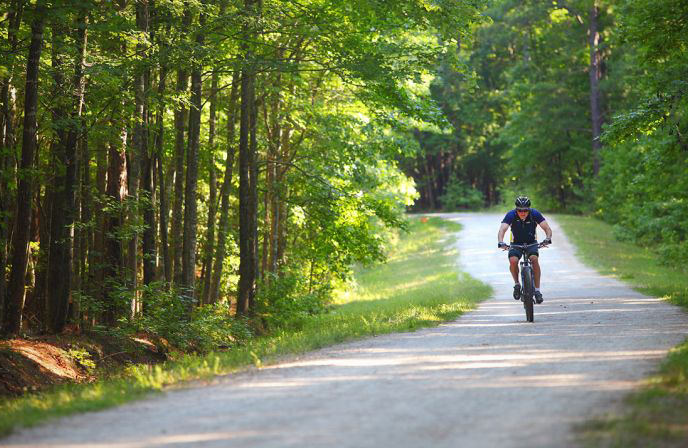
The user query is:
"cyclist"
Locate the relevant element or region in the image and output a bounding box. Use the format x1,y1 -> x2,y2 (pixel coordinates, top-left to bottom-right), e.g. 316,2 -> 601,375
497,196 -> 552,303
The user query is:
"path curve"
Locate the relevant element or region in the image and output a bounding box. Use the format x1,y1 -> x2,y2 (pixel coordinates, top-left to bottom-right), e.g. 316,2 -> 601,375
4,213 -> 688,448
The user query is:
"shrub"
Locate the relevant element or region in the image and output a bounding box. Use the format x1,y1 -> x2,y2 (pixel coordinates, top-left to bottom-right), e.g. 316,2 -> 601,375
439,176 -> 484,210
131,284 -> 251,352
256,271 -> 330,330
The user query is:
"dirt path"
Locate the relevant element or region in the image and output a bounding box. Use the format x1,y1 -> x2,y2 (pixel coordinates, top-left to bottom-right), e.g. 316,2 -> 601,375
4,213 -> 688,448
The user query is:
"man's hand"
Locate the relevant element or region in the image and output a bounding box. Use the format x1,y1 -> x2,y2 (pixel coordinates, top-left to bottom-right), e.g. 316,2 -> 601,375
541,238 -> 552,246
498,242 -> 508,250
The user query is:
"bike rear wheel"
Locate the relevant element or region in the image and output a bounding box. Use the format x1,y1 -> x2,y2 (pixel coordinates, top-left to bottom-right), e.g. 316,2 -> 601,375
522,266 -> 534,322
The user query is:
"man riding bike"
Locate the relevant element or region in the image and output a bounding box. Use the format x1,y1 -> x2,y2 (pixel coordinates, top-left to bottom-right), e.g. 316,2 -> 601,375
497,196 -> 553,304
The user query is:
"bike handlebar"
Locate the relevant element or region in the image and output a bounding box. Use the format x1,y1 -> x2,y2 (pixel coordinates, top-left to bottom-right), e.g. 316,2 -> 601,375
500,241 -> 550,250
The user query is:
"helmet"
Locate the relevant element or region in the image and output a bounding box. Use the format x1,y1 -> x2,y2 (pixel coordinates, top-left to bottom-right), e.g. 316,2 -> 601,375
515,196 -> 531,210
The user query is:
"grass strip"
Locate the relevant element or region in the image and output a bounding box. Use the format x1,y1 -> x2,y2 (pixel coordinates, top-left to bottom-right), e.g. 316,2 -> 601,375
556,215 -> 688,448
0,216 -> 491,437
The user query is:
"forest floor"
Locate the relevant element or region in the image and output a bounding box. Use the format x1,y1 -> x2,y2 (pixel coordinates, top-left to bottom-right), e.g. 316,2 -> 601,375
0,332 -> 166,398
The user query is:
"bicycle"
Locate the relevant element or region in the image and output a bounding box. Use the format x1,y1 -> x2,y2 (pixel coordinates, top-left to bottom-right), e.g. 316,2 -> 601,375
502,241 -> 549,323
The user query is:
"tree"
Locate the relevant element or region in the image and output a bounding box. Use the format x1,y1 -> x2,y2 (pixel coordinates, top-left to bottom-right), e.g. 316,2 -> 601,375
237,0 -> 260,315
181,9 -> 205,298
46,4 -> 88,333
3,0 -> 47,335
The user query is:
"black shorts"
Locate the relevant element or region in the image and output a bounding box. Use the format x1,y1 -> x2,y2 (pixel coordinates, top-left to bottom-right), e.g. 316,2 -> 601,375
508,245 -> 539,260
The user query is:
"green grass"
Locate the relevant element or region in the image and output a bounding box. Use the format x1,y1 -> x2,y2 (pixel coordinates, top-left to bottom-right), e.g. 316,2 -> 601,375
0,216 -> 490,437
556,215 -> 688,448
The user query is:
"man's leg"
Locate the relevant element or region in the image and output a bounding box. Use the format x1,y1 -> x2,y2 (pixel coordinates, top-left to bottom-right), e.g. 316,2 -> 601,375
509,256 -> 521,300
530,255 -> 541,288
509,256 -> 520,283
530,255 -> 544,303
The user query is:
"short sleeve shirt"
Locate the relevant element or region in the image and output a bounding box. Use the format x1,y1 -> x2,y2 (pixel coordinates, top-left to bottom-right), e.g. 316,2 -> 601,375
501,209 -> 545,244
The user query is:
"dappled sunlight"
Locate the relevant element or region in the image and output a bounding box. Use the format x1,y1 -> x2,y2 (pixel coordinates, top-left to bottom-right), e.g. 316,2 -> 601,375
264,348 -> 667,376
5,431 -> 280,447
352,273 -> 447,301
238,375 -> 378,389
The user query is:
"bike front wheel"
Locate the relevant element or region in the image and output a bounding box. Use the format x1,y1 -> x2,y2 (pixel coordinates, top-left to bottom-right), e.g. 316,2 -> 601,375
522,266 -> 534,323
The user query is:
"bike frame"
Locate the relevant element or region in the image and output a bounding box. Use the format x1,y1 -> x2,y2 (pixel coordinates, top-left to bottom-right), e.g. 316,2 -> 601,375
505,242 -> 545,322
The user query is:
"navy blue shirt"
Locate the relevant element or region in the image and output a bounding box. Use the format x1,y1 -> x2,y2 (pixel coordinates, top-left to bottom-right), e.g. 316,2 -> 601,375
502,209 -> 545,244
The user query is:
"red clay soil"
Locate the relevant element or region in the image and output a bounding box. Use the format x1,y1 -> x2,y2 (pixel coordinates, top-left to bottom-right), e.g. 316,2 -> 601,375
0,334 -> 167,398
0,339 -> 87,396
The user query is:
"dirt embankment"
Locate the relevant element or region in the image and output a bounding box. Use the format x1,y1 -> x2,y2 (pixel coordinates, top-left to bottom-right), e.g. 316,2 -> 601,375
0,333 -> 167,397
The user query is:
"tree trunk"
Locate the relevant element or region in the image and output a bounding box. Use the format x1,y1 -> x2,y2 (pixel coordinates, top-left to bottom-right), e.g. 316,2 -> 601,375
46,10 -> 87,333
200,70 -> 219,305
155,66 -> 170,284
171,80 -> 187,285
3,0 -> 46,335
237,0 -> 260,315
589,2 -> 603,177
181,11 -> 205,300
237,0 -> 260,314
137,0 -> 156,287
171,10 -> 192,286
267,71 -> 282,276
89,137 -> 108,327
29,191 -> 49,330
248,69 -> 259,313
209,73 -> 239,305
0,0 -> 24,322
103,120 -> 128,326
77,132 -> 91,327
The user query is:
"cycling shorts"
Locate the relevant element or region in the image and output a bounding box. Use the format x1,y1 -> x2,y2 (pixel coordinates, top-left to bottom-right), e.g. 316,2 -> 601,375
508,246 -> 539,259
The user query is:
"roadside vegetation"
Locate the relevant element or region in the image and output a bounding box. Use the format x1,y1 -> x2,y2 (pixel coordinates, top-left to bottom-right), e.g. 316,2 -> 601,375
0,216 -> 489,437
557,215 -> 688,448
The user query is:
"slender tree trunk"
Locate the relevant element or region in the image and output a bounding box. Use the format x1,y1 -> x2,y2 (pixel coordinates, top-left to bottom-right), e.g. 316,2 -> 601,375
29,190 -> 49,330
155,67 -> 170,283
589,2 -> 603,176
276,120 -> 292,266
77,132 -> 91,326
267,71 -> 282,275
200,70 -> 219,305
209,73 -> 239,305
171,79 -> 187,285
181,11 -> 205,299
137,0 -> 156,287
89,138 -> 107,327
0,0 -> 24,322
149,4 -> 170,285
248,72 -> 259,312
3,0 -> 46,335
157,153 -> 170,282
171,10 -> 192,286
103,120 -> 127,326
46,10 -> 87,333
237,0 -> 260,315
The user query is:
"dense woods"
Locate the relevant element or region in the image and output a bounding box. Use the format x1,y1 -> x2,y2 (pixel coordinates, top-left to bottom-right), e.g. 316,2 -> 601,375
0,0 -> 482,341
1,0 -> 686,342
402,0 -> 688,266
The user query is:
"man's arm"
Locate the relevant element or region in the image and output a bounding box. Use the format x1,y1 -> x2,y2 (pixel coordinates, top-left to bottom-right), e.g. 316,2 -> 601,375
498,222 -> 510,243
539,220 -> 553,240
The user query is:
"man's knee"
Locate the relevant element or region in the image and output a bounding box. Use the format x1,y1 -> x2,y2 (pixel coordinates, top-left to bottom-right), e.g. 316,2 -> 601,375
509,257 -> 519,267
529,255 -> 539,265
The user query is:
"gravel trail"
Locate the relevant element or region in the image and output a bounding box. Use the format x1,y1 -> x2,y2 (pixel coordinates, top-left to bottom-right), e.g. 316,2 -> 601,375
3,213 -> 687,448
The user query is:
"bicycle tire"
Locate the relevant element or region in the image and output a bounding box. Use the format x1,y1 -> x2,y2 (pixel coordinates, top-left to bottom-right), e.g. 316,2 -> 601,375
522,266 -> 534,322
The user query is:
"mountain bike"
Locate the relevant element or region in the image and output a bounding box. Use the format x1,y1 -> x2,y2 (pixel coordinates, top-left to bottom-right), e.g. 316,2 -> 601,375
504,241 -> 549,323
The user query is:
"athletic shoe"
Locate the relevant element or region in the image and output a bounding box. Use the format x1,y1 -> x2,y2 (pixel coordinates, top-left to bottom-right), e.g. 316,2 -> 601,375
534,291 -> 543,304
513,284 -> 521,301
